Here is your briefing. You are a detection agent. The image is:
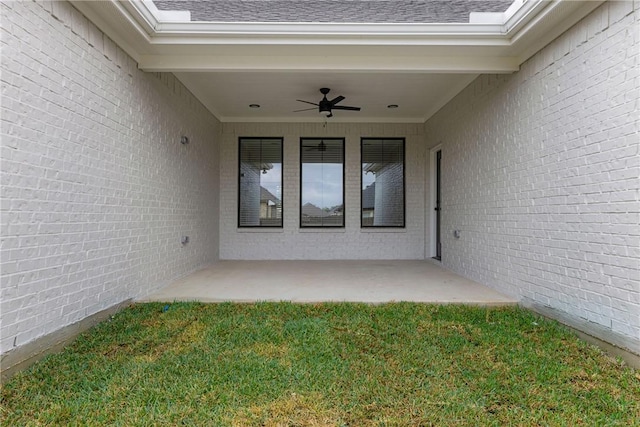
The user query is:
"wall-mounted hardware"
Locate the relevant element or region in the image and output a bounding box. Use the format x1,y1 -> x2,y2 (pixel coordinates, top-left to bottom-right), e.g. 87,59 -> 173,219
453,230 -> 461,239
181,236 -> 190,245
180,136 -> 189,145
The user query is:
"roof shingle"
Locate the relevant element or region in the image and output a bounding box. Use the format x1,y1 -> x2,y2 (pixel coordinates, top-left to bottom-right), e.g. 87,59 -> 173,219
153,1 -> 513,23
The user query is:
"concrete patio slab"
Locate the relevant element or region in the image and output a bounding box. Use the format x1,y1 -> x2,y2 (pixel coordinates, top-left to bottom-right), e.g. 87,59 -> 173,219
140,260 -> 517,305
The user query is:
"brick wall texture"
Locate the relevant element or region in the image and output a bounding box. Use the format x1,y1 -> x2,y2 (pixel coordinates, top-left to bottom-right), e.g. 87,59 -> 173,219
424,1 -> 639,343
0,1 -> 220,354
219,123 -> 426,260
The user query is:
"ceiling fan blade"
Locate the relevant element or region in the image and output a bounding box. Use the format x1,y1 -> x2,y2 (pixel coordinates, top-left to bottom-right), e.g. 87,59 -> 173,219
296,99 -> 318,106
332,105 -> 361,111
329,96 -> 345,106
293,107 -> 317,112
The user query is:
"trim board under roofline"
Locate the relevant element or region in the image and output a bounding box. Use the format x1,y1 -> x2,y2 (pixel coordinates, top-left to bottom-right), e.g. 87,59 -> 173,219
71,0 -> 604,72
68,0 -> 604,123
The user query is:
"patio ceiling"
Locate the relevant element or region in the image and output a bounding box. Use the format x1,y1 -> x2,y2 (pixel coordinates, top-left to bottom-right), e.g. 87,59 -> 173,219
71,0 -> 603,123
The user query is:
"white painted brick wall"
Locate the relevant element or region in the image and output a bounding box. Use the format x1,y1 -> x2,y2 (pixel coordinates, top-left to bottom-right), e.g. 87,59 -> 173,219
0,1 -> 220,354
425,2 -> 639,343
219,123 -> 426,259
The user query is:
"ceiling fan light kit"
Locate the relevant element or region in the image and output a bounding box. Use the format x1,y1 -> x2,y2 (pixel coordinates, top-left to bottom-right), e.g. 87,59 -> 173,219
295,88 -> 361,118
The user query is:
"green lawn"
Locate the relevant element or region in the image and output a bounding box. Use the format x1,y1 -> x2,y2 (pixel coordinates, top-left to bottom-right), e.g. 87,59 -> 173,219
1,303 -> 638,426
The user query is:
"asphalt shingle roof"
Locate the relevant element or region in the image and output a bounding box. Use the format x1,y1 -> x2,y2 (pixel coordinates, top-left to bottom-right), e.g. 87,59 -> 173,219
301,202 -> 328,217
153,1 -> 513,23
260,186 -> 280,203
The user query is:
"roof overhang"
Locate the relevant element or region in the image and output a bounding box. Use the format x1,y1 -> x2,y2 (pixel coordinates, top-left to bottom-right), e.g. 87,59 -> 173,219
70,0 -> 604,122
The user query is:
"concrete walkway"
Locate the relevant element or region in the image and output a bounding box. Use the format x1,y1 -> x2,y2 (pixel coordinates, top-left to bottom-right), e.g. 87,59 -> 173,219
141,260 -> 517,305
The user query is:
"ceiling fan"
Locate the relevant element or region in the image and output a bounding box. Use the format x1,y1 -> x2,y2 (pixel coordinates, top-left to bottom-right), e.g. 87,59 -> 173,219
294,88 -> 361,118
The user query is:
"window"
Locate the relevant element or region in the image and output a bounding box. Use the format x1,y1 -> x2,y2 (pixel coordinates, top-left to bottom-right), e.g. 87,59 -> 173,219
361,138 -> 405,227
300,138 -> 344,227
238,137 -> 283,227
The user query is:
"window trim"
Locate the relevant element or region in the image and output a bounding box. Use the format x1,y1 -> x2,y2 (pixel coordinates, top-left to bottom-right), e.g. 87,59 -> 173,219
299,137 -> 346,228
360,137 -> 406,228
237,136 -> 284,228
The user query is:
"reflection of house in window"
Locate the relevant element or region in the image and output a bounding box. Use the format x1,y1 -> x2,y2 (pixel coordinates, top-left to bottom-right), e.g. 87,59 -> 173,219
260,186 -> 281,226
301,202 -> 344,227
238,138 -> 283,227
362,182 -> 375,226
329,205 -> 343,217
362,138 -> 405,227
300,138 -> 345,228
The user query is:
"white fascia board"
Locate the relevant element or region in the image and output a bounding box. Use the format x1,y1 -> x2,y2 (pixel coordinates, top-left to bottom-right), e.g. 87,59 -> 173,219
146,34 -> 512,47
502,0 -> 553,34
503,0 -> 529,21
145,31 -> 514,48
120,0 -> 190,33
138,55 -> 520,73
152,21 -> 507,37
508,0 -> 604,62
70,0 -> 153,62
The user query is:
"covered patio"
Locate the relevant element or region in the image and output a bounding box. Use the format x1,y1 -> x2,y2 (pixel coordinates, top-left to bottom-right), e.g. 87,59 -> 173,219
3,0 -> 638,381
141,260 -> 517,305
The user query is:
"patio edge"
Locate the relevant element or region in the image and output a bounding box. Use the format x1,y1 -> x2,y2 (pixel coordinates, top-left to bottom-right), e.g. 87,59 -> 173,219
0,299 -> 133,384
522,300 -> 640,370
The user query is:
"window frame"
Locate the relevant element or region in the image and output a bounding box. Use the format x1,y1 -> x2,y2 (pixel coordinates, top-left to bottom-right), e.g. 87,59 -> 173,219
360,137 -> 406,228
237,136 -> 284,228
299,137 -> 346,228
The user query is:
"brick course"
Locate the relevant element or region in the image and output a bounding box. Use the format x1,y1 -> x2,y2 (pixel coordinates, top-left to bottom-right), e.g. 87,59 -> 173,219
0,0 -> 220,354
424,1 -> 639,343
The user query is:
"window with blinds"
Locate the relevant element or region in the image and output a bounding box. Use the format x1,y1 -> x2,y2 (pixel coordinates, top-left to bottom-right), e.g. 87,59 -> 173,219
361,138 -> 405,227
300,138 -> 345,227
238,137 -> 283,227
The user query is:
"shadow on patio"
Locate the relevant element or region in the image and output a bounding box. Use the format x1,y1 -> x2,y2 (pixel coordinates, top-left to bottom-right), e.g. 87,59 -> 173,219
140,260 -> 517,305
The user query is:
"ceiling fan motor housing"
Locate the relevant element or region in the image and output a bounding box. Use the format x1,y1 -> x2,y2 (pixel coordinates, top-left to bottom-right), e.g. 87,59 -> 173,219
319,88 -> 332,115
319,100 -> 332,115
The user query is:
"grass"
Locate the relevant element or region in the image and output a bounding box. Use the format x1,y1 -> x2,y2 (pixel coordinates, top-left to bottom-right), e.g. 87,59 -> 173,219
1,302 -> 638,426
